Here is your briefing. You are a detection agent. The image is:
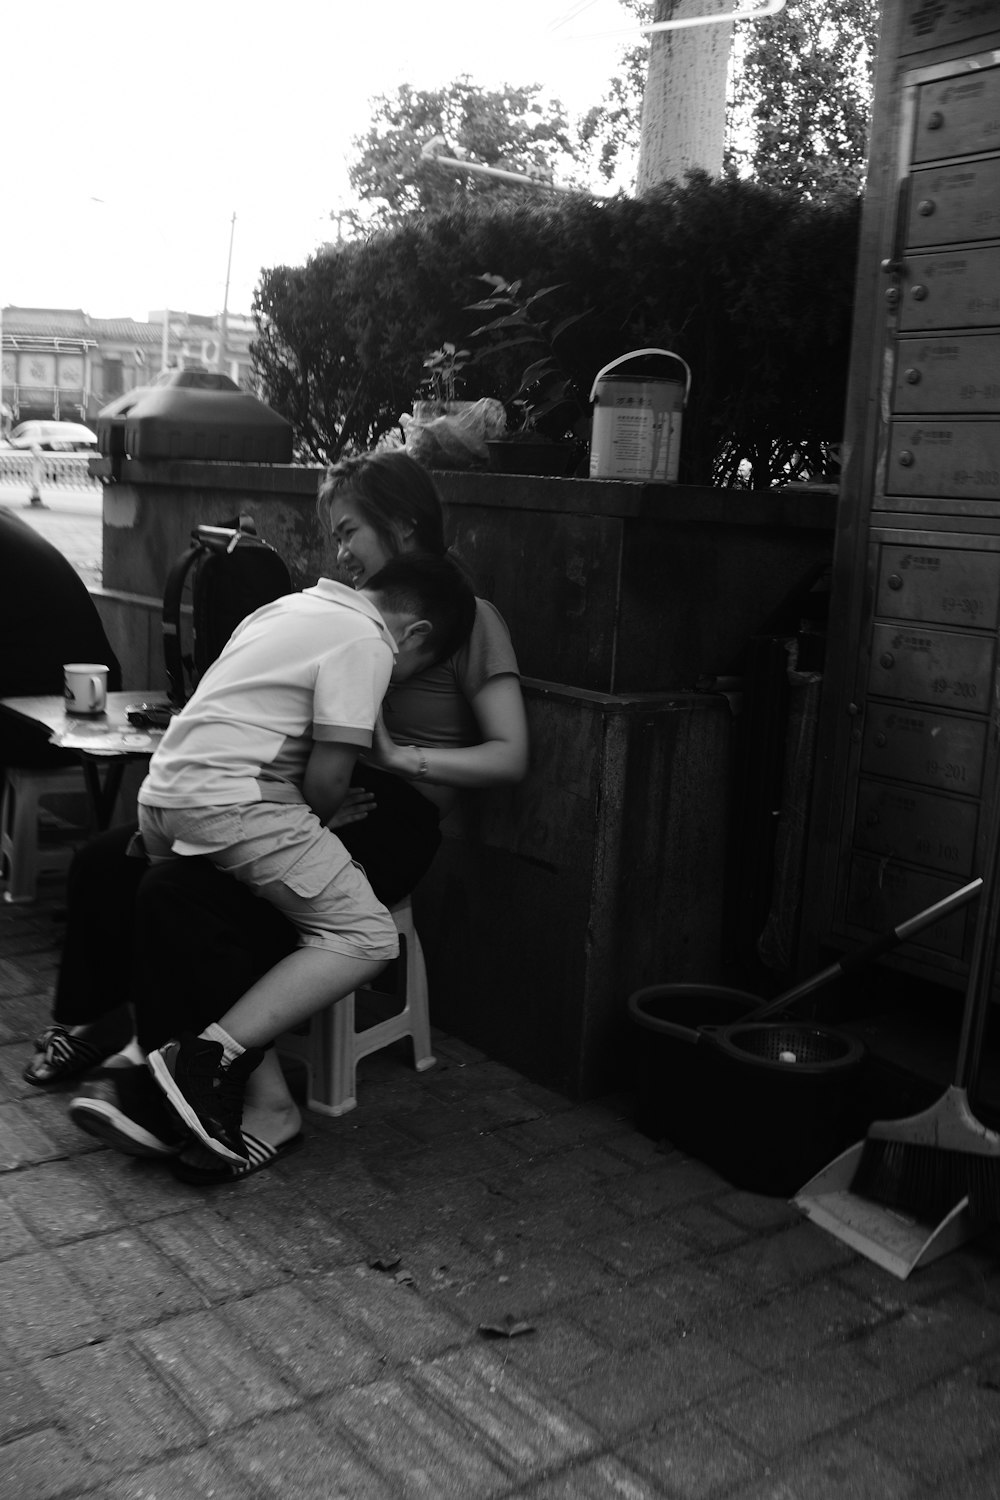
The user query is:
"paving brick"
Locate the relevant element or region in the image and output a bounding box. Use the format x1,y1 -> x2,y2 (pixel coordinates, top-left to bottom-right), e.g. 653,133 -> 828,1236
1,1158 -> 126,1241
704,1279 -> 884,1371
563,1337 -> 755,1435
212,1185 -> 370,1275
32,1336 -> 202,1464
133,1311 -> 299,1434
308,1264 -> 468,1363
601,1159 -> 730,1218
101,1450 -> 256,1500
854,1299 -> 1000,1386
19,1095 -> 106,1160
851,1368 -> 1000,1483
0,1249 -> 106,1356
0,1102 -> 67,1170
218,1407 -> 396,1498
55,1229 -> 206,1331
730,1433 -> 914,1499
222,1285 -> 383,1396
0,1425 -> 103,1499
74,1150 -> 206,1222
566,1261 -> 743,1349
430,1243 -> 619,1329
0,1195 -> 38,1259
622,1408 -> 758,1499
364,1130 -> 519,1191
578,1218 -> 699,1279
414,1344 -> 599,1475
319,1374 -> 513,1497
142,1208 -> 291,1301
526,1452 -> 669,1498
462,1195 -> 635,1267
501,1311 -> 611,1387
710,1344 -> 902,1457
713,1188 -> 803,1232
0,1365 -> 57,1441
705,1220 -> 857,1298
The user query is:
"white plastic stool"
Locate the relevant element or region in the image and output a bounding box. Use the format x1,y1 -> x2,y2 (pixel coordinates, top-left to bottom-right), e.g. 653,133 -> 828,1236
276,895 -> 436,1116
0,766 -> 91,903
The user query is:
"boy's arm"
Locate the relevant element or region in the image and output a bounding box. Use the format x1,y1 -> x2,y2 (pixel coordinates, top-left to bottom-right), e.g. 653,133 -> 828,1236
303,741 -> 361,825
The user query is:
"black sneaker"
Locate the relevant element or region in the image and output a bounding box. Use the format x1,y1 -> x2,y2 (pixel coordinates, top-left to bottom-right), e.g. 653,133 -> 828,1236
148,1035 -> 264,1163
69,1064 -> 190,1158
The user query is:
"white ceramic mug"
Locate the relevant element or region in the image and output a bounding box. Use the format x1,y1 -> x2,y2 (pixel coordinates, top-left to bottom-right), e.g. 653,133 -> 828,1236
64,662 -> 109,716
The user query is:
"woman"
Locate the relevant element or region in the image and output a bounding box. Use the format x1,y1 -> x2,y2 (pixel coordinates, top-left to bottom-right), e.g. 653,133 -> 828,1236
27,451 -> 529,1183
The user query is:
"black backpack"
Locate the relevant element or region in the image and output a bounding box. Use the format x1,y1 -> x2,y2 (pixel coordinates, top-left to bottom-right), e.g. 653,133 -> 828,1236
162,518 -> 294,705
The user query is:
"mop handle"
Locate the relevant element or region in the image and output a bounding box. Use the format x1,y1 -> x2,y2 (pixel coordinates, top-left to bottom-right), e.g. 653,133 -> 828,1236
749,877 -> 984,1021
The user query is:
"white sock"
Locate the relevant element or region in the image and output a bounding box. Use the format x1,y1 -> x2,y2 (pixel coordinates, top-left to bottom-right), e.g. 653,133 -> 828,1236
200,1022 -> 245,1065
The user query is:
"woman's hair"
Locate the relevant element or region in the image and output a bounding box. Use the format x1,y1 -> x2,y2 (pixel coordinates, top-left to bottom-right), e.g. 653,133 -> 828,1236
317,450 -> 447,559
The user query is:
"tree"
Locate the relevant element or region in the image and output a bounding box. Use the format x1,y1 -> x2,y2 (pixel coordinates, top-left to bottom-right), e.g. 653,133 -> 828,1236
726,0 -> 878,199
637,0 -> 734,190
348,77 -> 589,226
580,0 -> 878,199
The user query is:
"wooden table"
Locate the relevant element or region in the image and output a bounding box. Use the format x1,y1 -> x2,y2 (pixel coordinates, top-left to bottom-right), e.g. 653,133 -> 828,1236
0,690 -> 169,829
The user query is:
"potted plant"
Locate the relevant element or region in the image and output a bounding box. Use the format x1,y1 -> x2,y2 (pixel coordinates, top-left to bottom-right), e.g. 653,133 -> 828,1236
465,274 -> 591,476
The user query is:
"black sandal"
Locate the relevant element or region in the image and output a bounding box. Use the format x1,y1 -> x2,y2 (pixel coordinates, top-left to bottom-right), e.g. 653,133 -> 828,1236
23,1025 -> 109,1086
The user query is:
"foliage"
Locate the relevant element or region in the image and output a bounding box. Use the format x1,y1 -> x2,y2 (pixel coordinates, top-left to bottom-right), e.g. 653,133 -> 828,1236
348,77 -> 588,227
419,342 -> 472,405
579,0 -> 652,185
252,176 -> 860,485
464,275 -> 591,440
726,0 -> 878,199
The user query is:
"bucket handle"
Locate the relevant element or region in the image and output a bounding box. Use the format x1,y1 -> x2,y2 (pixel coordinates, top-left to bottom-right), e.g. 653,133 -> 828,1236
589,348 -> 692,405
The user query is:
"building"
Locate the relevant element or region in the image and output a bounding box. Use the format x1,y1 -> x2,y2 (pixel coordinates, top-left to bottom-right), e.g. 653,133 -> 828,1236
0,306 -> 257,429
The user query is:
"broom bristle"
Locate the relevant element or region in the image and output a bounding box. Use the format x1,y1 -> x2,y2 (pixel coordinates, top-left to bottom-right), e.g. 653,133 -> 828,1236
851,1136 -> 1000,1223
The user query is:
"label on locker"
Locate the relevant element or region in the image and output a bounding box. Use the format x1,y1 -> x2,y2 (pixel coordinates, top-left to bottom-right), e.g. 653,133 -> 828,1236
876,543 -> 1000,628
893,336 -> 1000,413
906,161 -> 1000,247
854,778 -> 977,875
903,4 -> 1000,57
869,621 -> 994,708
913,67 -> 1000,162
861,701 -> 987,795
887,420 -> 1000,496
844,856 -> 969,957
900,248 -> 1000,331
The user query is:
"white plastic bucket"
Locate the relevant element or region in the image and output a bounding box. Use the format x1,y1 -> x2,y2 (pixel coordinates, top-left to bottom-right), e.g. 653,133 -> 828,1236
589,348 -> 691,483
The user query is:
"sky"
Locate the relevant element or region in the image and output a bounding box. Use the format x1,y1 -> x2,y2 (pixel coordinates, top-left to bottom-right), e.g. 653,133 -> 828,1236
1,0 -> 639,323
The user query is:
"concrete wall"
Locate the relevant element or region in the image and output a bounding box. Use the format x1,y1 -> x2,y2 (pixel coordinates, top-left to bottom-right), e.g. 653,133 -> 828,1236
91,457 -> 836,1096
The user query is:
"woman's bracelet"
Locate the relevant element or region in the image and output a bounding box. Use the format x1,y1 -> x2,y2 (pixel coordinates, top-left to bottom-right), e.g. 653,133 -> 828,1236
407,745 -> 429,779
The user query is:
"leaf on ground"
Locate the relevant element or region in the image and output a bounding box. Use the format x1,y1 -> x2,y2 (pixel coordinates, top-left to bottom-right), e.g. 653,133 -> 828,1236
478,1314 -> 535,1339
370,1254 -> 401,1272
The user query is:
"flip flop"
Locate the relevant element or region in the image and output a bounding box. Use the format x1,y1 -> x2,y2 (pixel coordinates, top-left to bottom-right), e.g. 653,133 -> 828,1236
169,1130 -> 305,1186
23,1026 -> 108,1086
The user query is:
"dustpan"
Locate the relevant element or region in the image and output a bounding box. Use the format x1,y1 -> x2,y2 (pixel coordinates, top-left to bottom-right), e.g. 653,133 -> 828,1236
794,1143 -> 976,1279
795,744 -> 1000,1278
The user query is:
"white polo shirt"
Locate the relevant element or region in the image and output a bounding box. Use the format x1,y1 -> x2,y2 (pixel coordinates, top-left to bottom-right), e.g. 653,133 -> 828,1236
138,580 -> 396,809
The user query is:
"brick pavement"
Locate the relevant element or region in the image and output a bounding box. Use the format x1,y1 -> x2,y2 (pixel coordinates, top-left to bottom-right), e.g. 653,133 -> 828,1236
2,885 -> 1000,1499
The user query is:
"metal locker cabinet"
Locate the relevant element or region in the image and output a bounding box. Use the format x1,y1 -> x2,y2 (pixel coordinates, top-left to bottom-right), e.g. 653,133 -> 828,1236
805,0 -> 1000,988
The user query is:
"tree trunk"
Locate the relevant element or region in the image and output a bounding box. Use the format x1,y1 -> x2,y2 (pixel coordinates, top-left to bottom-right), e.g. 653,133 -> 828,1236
636,0 -> 734,191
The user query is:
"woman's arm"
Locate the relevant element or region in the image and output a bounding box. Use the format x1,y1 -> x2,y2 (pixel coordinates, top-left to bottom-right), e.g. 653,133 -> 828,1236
368,673 -> 529,789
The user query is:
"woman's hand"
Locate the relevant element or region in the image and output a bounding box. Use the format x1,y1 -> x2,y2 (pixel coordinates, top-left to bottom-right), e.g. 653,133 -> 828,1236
362,715 -> 409,776
325,786 -> 377,830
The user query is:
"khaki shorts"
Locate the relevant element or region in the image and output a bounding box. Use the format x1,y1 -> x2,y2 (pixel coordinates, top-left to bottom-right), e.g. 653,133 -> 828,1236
137,801 -> 398,963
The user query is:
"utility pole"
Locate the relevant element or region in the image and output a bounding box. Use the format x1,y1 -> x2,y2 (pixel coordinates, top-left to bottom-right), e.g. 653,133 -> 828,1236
218,212 -> 236,377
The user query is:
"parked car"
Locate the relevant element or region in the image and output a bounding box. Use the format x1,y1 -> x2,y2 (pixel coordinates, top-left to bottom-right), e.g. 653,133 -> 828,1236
8,421 -> 98,451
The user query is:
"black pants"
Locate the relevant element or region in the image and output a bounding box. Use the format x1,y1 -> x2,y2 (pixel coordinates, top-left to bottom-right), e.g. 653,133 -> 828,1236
53,767 -> 441,1052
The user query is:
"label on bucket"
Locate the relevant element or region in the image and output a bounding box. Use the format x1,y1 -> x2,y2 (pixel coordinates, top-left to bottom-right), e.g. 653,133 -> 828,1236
590,383 -> 683,482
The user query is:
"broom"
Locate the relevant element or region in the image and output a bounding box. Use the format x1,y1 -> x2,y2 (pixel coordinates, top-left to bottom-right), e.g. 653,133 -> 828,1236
850,748 -> 1000,1225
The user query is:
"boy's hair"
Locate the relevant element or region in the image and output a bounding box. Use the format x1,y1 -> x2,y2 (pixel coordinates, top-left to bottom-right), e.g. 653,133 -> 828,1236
364,553 -> 476,665
317,451 -> 447,559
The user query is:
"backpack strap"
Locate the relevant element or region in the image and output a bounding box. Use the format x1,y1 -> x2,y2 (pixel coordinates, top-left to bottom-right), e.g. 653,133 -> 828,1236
161,538 -> 205,705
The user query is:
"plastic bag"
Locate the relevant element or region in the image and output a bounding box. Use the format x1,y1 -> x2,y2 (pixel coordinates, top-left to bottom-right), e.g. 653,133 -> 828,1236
400,397 -> 507,469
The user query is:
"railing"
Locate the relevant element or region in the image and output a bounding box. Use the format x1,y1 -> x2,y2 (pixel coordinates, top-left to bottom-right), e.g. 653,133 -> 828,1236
0,451 -> 100,492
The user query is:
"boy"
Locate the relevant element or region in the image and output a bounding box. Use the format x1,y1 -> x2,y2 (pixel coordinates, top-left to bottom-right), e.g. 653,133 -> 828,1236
138,554 -> 475,1163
